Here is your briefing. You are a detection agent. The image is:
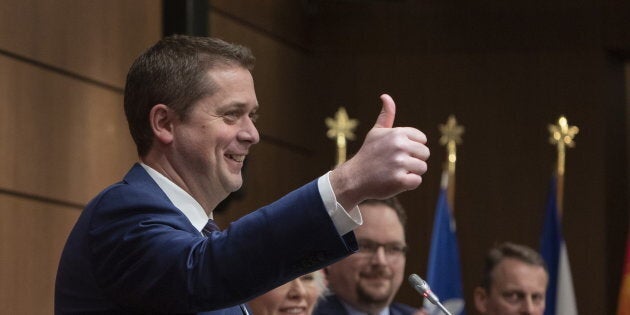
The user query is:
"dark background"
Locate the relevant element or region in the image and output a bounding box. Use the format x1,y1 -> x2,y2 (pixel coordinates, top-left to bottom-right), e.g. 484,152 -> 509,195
205,1 -> 630,314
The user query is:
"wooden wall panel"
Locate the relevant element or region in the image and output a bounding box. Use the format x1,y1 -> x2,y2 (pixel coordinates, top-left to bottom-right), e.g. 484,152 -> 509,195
0,55 -> 137,204
0,195 -> 80,314
0,1 -> 162,314
0,0 -> 161,87
210,0 -> 310,49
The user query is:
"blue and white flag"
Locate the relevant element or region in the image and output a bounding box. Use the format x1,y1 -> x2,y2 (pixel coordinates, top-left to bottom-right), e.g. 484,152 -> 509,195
424,172 -> 466,315
540,176 -> 578,315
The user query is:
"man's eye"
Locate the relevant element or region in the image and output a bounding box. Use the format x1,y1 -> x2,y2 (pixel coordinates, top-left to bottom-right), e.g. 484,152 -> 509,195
249,112 -> 259,123
532,294 -> 545,304
386,245 -> 407,255
502,292 -> 521,303
221,112 -> 239,123
358,241 -> 377,252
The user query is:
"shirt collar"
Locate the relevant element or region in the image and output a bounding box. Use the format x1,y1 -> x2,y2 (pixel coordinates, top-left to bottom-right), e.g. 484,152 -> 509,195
340,299 -> 389,315
140,163 -> 209,233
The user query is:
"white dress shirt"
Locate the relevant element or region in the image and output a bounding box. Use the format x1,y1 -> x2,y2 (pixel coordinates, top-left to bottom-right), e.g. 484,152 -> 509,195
141,164 -> 362,235
341,299 -> 390,315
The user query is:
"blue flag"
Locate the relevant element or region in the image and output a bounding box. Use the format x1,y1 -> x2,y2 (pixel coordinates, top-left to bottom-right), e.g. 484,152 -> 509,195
424,178 -> 465,315
540,176 -> 577,315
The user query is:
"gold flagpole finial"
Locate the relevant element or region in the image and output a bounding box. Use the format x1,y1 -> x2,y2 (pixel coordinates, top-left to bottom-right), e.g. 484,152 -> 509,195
438,115 -> 464,208
548,116 -> 579,177
326,107 -> 358,166
439,115 -> 465,175
548,115 -> 578,215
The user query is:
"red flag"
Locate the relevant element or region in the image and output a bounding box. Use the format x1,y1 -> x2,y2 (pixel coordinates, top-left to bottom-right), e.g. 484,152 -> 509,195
619,236 -> 630,315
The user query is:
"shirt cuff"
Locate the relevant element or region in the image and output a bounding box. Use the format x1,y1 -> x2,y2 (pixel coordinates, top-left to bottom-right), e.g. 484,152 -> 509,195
317,172 -> 362,235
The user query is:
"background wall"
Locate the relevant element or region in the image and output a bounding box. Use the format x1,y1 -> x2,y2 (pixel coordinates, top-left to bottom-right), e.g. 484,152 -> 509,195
0,1 -> 160,313
0,0 -> 628,314
208,1 -> 630,314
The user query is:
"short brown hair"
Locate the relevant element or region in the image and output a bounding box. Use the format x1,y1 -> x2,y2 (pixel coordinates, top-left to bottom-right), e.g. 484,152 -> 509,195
360,197 -> 407,228
480,242 -> 547,290
124,35 -> 256,156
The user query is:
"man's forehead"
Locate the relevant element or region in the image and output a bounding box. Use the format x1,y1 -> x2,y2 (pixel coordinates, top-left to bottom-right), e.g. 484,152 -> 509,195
491,259 -> 548,289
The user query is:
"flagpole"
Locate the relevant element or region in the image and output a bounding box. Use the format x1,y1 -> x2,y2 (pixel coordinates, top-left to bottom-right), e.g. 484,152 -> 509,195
326,107 -> 358,166
439,115 -> 464,209
542,116 -> 579,315
424,115 -> 466,315
548,116 -> 578,216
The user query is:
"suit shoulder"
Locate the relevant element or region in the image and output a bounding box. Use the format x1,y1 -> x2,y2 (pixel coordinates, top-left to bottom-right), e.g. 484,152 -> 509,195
87,173 -> 167,210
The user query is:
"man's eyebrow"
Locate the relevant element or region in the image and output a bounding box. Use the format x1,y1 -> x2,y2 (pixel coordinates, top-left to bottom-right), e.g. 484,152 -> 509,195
219,102 -> 259,111
501,289 -> 525,294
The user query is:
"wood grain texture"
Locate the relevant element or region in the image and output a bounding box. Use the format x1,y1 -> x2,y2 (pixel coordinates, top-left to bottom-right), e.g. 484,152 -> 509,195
0,195 -> 80,314
0,1 -> 161,314
0,55 -> 138,205
0,0 -> 161,87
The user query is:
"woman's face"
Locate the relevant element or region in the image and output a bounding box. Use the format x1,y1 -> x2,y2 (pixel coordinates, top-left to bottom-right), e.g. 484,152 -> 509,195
248,271 -> 325,315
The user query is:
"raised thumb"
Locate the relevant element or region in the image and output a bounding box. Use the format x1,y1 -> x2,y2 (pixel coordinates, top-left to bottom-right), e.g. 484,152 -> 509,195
373,94 -> 396,129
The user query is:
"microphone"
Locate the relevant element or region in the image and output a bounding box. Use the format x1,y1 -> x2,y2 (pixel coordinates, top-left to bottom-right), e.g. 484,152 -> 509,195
408,274 -> 453,315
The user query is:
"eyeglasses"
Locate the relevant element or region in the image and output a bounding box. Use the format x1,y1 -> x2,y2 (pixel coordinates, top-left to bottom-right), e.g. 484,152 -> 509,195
356,239 -> 407,261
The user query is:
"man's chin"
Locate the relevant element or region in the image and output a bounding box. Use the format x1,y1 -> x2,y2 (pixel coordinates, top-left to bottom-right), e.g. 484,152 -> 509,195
361,278 -> 390,290
225,176 -> 243,192
357,284 -> 392,306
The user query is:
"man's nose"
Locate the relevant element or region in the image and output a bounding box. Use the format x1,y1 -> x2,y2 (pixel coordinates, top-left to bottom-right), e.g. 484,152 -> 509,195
519,297 -> 535,314
369,245 -> 388,265
238,117 -> 259,144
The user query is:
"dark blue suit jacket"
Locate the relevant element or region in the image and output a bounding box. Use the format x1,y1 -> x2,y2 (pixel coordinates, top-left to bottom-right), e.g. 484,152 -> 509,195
55,164 -> 357,314
313,294 -> 417,315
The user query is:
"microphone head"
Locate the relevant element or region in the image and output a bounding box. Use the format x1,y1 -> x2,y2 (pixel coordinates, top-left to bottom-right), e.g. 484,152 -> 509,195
408,274 -> 430,292
408,274 -> 440,305
408,274 -> 422,287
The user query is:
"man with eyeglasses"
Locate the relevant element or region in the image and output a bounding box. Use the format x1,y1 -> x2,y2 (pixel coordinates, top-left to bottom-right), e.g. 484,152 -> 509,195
314,198 -> 420,315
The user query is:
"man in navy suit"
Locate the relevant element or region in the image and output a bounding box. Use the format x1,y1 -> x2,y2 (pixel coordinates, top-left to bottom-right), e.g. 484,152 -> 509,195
54,35 -> 430,314
314,198 -> 420,315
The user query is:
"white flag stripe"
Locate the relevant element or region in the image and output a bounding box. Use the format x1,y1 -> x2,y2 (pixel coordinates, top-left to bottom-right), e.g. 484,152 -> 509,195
556,242 -> 578,315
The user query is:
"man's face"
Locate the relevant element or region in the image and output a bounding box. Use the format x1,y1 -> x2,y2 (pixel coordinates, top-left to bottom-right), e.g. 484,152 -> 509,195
325,203 -> 406,313
169,66 -> 259,206
474,258 -> 548,315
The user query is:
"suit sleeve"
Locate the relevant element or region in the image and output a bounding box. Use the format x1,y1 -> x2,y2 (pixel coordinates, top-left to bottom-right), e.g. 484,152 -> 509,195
88,179 -> 357,313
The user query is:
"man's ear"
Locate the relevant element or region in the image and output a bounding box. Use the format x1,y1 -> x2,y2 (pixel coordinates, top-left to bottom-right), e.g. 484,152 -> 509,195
474,286 -> 488,314
149,104 -> 175,145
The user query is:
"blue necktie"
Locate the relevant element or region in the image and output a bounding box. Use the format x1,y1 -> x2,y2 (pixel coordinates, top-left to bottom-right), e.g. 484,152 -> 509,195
200,220 -> 249,315
202,219 -> 220,236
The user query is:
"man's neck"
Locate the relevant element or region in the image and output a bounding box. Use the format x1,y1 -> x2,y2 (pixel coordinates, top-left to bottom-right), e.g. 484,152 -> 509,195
140,155 -> 223,214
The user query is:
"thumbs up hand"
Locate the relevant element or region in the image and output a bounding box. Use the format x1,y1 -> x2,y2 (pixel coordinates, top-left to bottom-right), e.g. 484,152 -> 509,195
330,94 -> 429,210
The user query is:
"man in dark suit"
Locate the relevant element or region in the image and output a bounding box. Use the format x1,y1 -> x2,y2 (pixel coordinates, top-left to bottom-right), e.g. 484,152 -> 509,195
314,198 -> 420,315
54,35 -> 430,315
